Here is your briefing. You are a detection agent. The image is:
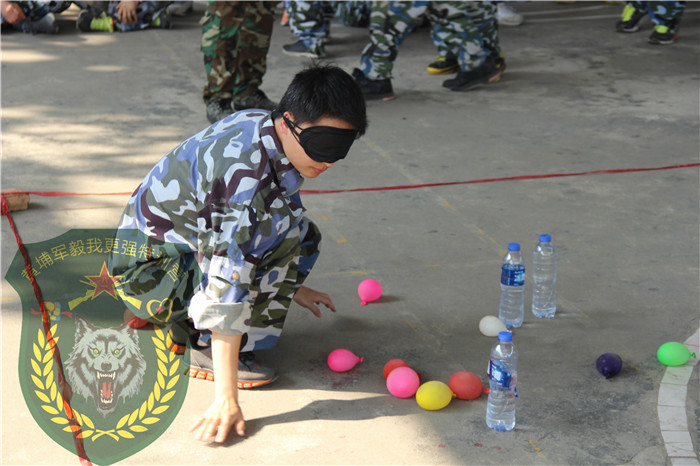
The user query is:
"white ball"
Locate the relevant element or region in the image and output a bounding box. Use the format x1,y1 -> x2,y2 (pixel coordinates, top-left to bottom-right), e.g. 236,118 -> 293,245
479,315 -> 507,337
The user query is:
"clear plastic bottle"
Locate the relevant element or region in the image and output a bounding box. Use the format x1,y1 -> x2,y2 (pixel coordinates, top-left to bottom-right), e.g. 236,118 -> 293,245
499,243 -> 525,329
486,331 -> 518,431
532,234 -> 557,318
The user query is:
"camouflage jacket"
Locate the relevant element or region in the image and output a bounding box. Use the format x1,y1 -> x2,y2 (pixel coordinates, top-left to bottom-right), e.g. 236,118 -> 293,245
116,111 -> 306,334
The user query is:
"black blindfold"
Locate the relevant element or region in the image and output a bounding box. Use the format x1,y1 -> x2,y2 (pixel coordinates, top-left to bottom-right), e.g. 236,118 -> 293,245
283,115 -> 359,164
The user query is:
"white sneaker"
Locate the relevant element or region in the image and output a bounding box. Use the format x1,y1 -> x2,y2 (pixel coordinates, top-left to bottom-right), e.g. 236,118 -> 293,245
497,2 -> 524,27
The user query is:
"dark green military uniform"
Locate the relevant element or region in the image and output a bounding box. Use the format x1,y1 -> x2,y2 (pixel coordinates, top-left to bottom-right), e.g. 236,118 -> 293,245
201,1 -> 275,104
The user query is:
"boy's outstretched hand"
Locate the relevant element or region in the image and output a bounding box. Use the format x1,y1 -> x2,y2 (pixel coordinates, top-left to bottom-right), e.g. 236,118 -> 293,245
190,332 -> 245,443
293,285 -> 336,318
190,395 -> 245,443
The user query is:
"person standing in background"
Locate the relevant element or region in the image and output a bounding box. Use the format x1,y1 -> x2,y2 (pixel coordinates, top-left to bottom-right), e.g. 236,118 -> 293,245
202,1 -> 278,124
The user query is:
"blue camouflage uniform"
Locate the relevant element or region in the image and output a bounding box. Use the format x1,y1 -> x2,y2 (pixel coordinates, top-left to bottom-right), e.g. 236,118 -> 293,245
625,1 -> 686,32
110,111 -> 321,352
285,1 -> 370,55
359,1 -> 500,80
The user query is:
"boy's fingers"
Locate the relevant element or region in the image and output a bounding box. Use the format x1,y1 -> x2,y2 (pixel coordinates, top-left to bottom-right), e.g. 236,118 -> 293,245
215,422 -> 230,443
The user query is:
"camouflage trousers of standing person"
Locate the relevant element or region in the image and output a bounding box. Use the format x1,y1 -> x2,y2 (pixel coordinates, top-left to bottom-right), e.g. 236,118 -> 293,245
285,0 -> 369,50
201,1 -> 275,104
82,1 -> 167,31
431,1 -> 500,68
110,218 -> 322,353
626,1 -> 686,30
359,1 -> 500,80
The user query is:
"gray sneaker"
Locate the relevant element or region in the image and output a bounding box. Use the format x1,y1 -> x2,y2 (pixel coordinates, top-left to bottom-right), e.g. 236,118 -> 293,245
206,97 -> 232,124
188,347 -> 279,389
233,90 -> 277,111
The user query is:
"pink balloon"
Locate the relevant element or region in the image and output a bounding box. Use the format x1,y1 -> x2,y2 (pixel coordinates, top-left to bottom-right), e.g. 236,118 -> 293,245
358,279 -> 383,305
386,366 -> 420,398
327,348 -> 363,373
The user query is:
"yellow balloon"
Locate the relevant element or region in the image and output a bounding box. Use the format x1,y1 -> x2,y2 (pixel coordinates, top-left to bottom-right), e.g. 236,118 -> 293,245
416,381 -> 454,411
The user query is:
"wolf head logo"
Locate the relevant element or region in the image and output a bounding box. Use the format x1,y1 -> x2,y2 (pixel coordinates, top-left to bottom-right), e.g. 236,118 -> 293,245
65,315 -> 147,418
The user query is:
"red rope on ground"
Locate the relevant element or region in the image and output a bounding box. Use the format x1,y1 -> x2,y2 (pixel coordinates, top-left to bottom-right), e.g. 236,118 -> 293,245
1,194 -> 92,466
299,162 -> 700,194
7,162 -> 698,197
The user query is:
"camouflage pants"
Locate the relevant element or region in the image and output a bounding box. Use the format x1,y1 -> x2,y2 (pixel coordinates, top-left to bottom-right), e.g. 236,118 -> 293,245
82,1 -> 166,32
110,218 -> 322,352
625,1 -> 686,30
359,1 -> 500,80
201,1 -> 275,103
286,1 -> 369,49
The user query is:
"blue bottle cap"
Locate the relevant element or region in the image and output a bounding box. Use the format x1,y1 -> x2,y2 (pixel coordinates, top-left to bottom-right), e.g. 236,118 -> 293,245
498,331 -> 513,341
539,234 -> 552,242
508,243 -> 520,251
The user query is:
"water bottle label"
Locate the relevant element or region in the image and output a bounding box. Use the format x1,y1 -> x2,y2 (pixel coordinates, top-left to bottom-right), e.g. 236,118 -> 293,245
501,264 -> 525,286
488,360 -> 512,388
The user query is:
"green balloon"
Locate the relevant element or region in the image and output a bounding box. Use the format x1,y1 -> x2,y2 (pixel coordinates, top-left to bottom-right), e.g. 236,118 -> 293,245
657,342 -> 695,366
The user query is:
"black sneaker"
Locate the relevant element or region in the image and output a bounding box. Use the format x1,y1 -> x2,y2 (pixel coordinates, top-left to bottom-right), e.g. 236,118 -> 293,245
426,55 -> 459,75
206,97 -> 232,124
352,68 -> 395,101
615,4 -> 645,32
442,59 -> 503,91
233,90 -> 277,111
188,347 -> 279,389
282,39 -> 325,59
648,24 -> 678,44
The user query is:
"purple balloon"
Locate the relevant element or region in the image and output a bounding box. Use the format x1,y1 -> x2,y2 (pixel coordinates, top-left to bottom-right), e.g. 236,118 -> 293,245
596,353 -> 622,379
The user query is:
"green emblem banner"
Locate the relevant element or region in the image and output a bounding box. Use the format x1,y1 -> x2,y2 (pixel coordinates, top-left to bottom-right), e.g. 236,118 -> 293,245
5,229 -> 190,465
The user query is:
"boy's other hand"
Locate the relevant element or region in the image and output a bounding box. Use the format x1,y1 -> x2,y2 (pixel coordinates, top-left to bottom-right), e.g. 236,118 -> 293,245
1,2 -> 26,24
190,395 -> 246,443
293,285 -> 336,318
116,1 -> 138,25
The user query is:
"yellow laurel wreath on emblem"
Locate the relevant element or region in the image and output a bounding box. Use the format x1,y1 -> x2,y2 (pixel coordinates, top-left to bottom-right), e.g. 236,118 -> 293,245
31,324 -> 181,441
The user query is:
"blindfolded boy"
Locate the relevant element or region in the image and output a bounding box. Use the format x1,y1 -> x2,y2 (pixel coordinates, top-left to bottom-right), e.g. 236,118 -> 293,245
109,65 -> 368,443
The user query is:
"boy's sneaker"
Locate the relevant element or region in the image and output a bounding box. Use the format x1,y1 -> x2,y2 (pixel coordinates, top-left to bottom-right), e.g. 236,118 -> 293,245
188,347 -> 279,388
233,90 -> 277,111
496,2 -> 524,26
352,68 -> 395,101
648,24 -> 678,44
442,58 -> 503,91
77,10 -> 114,32
426,56 -> 459,75
282,40 -> 325,59
206,98 -> 232,123
615,4 -> 645,32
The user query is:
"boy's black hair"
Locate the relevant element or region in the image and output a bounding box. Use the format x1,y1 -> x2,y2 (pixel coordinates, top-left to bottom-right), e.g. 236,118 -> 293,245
272,65 -> 368,135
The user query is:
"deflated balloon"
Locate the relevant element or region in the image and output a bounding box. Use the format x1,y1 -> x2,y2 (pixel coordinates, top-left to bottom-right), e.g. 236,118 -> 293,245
596,353 -> 622,379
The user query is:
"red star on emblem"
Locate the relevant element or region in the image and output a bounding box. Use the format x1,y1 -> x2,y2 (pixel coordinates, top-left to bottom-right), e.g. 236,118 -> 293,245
86,262 -> 121,299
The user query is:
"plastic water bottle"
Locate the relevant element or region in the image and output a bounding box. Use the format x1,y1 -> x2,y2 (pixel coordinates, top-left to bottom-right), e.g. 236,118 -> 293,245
499,243 -> 525,329
532,234 -> 557,318
486,331 -> 518,431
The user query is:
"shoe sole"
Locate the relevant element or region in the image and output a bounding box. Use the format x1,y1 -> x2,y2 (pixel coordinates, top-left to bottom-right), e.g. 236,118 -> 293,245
426,66 -> 458,75
446,69 -> 503,92
282,49 -> 323,59
187,367 -> 279,389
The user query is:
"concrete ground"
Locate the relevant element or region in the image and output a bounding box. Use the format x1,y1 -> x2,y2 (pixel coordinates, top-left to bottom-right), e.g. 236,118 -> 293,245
1,2 -> 699,465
